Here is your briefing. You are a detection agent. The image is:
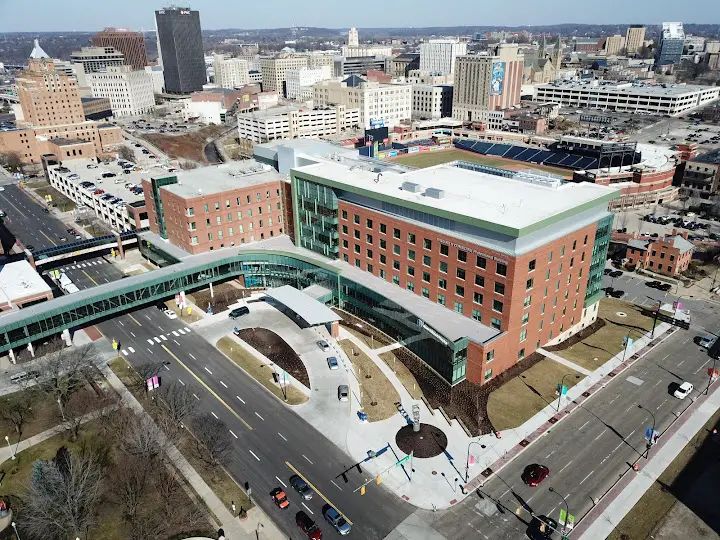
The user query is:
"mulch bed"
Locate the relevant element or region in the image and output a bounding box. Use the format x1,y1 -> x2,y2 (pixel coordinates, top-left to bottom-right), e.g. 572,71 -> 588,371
234,328 -> 310,389
543,318 -> 606,352
395,423 -> 448,458
190,281 -> 251,313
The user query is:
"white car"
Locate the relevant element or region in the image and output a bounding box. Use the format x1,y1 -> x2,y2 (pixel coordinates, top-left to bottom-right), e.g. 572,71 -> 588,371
673,381 -> 694,399
0,186 -> 4,191
317,340 -> 330,352
163,308 -> 178,320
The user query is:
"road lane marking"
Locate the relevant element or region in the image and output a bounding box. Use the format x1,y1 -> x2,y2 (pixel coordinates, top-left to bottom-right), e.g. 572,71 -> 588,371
130,331 -> 136,338
147,348 -> 154,354
145,314 -> 151,321
147,339 -> 154,345
161,345 -> 252,430
193,393 -> 200,400
174,339 -> 180,345
172,331 -> 179,337
255,412 -> 264,421
545,450 -> 555,459
81,270 -> 98,286
160,335 -> 168,341
204,367 -> 213,375
330,480 -> 343,491
579,421 -> 590,431
594,431 -> 605,442
121,349 -> 127,356
220,381 -> 228,388
236,396 -> 245,404
230,430 -> 238,439
579,471 -> 593,485
302,502 -> 314,515
128,314 -> 143,327
249,450 -> 261,461
163,364 -> 170,371
557,460 -> 573,475
278,432 -> 287,441
178,379 -> 185,386
177,329 -> 186,335
184,327 -> 190,332
302,454 -> 313,465
211,412 -> 219,419
276,476 -> 287,488
118,320 -> 125,327
128,347 -> 135,353
154,337 -> 161,344
285,461 -> 352,525
189,353 -> 196,360
662,354 -> 669,361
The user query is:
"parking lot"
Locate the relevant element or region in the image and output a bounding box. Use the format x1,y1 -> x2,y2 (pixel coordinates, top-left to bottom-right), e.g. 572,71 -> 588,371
557,106 -> 662,140
613,206 -> 720,241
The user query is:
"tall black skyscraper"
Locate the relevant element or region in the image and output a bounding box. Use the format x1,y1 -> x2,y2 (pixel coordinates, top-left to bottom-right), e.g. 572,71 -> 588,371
155,6 -> 205,94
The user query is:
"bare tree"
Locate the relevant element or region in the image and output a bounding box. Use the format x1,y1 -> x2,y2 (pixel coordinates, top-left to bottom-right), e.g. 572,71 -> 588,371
22,445 -> 105,540
117,146 -> 135,163
62,391 -> 110,442
192,413 -> 232,471
0,389 -> 36,436
134,361 -> 165,391
120,413 -> 171,460
0,151 -> 23,173
111,454 -> 154,520
157,381 -> 198,426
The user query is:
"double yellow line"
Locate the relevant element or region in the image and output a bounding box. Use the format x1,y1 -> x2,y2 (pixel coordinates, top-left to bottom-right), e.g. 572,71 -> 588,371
286,460 -> 353,525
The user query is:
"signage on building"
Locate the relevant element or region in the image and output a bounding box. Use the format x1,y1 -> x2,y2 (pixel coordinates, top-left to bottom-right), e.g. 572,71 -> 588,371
437,237 -> 508,265
490,61 -> 505,96
579,114 -> 612,124
370,119 -> 385,128
417,318 -> 448,346
407,146 -> 420,153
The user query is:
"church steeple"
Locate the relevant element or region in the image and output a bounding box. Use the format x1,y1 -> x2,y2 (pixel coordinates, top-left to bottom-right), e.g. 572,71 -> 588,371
552,35 -> 562,69
538,36 -> 547,59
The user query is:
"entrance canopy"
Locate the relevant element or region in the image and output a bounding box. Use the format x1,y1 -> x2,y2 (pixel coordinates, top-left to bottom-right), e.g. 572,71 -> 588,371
265,285 -> 341,326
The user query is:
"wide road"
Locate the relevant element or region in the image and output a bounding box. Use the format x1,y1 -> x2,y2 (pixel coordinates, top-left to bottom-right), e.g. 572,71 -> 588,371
0,183 -> 71,250
428,324 -> 716,540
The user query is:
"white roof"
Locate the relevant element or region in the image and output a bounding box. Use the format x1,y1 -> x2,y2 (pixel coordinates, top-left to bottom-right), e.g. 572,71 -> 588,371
265,285 -> 342,326
0,261 -> 51,305
295,161 -> 617,232
30,39 -> 49,59
662,22 -> 685,40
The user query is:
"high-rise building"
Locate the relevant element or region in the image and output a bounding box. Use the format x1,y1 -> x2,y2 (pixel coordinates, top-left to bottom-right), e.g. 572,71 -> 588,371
286,67 -> 333,101
86,66 -> 156,117
16,59 -> 86,127
213,56 -> 250,89
656,22 -> 685,67
625,25 -> 646,55
452,44 -> 524,122
341,27 -> 393,58
91,28 -> 148,69
604,35 -> 626,56
70,46 -> 125,74
155,6 -> 206,94
411,84 -> 453,119
348,27 -> 359,47
260,54 -> 309,96
419,39 -> 467,75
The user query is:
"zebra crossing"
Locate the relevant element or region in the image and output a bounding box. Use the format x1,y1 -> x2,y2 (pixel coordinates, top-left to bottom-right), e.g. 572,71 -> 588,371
61,259 -> 106,271
124,327 -> 192,356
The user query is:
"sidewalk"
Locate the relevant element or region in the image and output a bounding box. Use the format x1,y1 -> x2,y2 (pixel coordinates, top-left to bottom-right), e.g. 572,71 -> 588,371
575,379 -> 720,539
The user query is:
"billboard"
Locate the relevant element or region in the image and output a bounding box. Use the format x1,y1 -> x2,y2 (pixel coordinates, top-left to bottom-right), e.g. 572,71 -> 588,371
490,61 -> 505,96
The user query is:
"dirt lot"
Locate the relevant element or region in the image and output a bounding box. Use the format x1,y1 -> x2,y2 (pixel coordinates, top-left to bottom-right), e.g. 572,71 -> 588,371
142,125 -> 226,163
379,350 -> 424,400
234,327 -> 310,389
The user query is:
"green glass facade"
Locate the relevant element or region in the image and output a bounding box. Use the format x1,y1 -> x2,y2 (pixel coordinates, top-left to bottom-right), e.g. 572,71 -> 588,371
291,173 -> 340,258
148,175 -> 179,239
585,213 -> 613,307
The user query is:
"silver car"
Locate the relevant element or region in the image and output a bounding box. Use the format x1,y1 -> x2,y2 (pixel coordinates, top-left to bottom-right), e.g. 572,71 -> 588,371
327,357 -> 339,370
323,506 -> 351,535
290,474 -> 313,500
317,340 -> 330,352
338,385 -> 349,401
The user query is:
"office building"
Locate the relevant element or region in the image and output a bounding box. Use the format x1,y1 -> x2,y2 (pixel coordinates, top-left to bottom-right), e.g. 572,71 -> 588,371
155,6 -> 206,93
390,53 -> 420,77
184,89 -> 247,124
85,66 -> 156,117
305,52 -> 335,72
684,35 -> 706,54
286,67 -> 333,101
452,44 -> 524,122
334,56 -> 389,77
625,25 -> 646,55
411,84 -> 453,120
604,35 -> 626,56
625,232 -> 694,276
290,153 -> 618,384
656,22 -> 685,67
348,27 -> 359,47
81,97 -> 113,120
260,54 -> 309,96
144,65 -> 165,94
91,28 -> 147,69
419,39 -> 467,75
313,78 -> 411,129
341,27 -> 392,58
237,104 -> 359,144
535,81 -> 719,116
679,148 -> 720,198
71,46 -> 125,85
213,56 -> 250,89
142,163 -> 285,253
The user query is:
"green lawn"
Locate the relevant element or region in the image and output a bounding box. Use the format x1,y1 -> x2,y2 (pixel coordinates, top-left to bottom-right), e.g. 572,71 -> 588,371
487,357 -> 584,431
390,148 -> 572,177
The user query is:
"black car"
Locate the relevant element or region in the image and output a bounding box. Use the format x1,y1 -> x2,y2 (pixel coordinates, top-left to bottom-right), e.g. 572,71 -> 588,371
657,283 -> 672,292
229,306 -> 250,319
609,270 -> 623,278
646,280 -> 662,288
526,515 -> 558,540
603,268 -> 613,275
609,289 -> 625,298
26,245 -> 35,251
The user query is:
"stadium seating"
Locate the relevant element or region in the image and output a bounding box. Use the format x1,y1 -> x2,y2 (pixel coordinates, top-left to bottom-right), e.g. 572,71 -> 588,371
486,144 -> 513,156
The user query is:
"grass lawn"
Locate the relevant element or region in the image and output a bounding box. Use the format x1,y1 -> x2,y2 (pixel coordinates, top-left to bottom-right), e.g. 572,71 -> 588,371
216,337 -> 308,405
339,339 -> 400,422
608,407 -> 720,540
553,298 -> 655,372
379,350 -> 425,400
487,357 -> 585,431
32,185 -> 76,212
390,148 -> 572,177
345,326 -> 383,349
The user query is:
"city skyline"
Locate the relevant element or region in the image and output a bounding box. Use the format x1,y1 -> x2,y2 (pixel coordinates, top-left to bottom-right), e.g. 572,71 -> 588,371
1,0 -> 720,33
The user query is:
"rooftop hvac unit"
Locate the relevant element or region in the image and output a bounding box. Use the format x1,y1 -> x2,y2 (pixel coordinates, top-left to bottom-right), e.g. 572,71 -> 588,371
401,181 -> 423,193
424,187 -> 446,199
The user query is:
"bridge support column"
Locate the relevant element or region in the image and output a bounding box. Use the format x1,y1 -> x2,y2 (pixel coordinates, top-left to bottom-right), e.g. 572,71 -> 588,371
8,349 -> 15,364
26,251 -> 36,270
27,342 -> 34,358
61,329 -> 72,347
330,321 -> 340,338
114,231 -> 125,259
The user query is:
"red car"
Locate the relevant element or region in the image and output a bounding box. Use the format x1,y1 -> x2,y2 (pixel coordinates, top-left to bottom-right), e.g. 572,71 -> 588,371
521,464 -> 550,487
296,510 -> 322,539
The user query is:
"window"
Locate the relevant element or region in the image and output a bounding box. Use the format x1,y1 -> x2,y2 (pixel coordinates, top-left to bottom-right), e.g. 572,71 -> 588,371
248,209 -> 253,217
204,203 -> 209,213
423,255 -> 432,266
379,269 -> 386,278
484,369 -> 493,381
366,218 -> 373,228
422,287 -> 430,298
539,320 -> 543,330
561,245 -> 565,256
570,257 -> 574,268
454,301 -> 463,313
558,263 -> 563,274
393,275 -> 400,285
440,244 -> 449,256
581,252 -> 585,262
528,259 -> 536,271
473,292 -> 483,304
486,350 -> 495,362
526,278 -> 534,290
439,261 -> 448,273
366,234 -> 373,244
491,317 -> 502,330
342,225 -> 348,235
422,271 -> 430,283
380,223 -> 387,234
380,254 -> 387,264
191,236 -> 198,245
229,227 -> 234,236
368,264 -> 373,273
476,256 -> 486,269
475,275 -> 485,287
216,216 -> 221,225
424,238 -> 432,250
472,309 -> 482,322
408,249 -> 416,261
496,262 -> 507,276
342,239 -> 349,249
518,348 -> 525,360
437,294 -> 446,306
584,234 -> 588,245
524,295 -> 531,308
456,285 -> 465,297
367,249 -> 373,258
188,207 -> 195,216
458,250 -> 467,263
408,266 -> 415,276
354,230 -> 360,240
354,244 -> 360,254
548,251 -> 553,262
227,213 -> 233,222
393,228 -> 401,239
572,240 -> 577,251
493,300 -> 503,313
215,202 -> 220,211
238,211 -> 243,220
189,222 -> 196,230
438,278 -> 447,289
355,259 -> 361,268
353,214 -> 360,225
546,269 -> 550,280
392,244 -> 400,256
520,329 -> 527,342
393,260 -> 400,271
408,232 -> 416,244
380,239 -> 387,249
407,282 -> 415,292
521,313 -> 529,325
208,232 -> 213,240
457,268 -> 466,280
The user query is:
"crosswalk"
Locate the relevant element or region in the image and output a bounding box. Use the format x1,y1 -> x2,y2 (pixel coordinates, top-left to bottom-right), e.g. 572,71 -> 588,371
61,260 -> 105,271
125,327 -> 192,356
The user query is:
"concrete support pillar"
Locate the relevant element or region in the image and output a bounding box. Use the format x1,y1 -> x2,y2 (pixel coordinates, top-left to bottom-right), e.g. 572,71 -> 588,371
61,329 -> 72,347
8,349 -> 15,364
209,282 -> 214,299
330,320 -> 340,338
27,342 -> 34,358
26,250 -> 36,270
113,231 -> 125,259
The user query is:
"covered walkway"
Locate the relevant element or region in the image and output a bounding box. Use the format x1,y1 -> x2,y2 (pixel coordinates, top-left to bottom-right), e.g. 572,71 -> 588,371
265,285 -> 341,334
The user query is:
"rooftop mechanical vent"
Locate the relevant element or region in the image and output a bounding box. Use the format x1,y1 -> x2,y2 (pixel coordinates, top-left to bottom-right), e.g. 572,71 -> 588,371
424,187 -> 445,199
401,181 -> 423,193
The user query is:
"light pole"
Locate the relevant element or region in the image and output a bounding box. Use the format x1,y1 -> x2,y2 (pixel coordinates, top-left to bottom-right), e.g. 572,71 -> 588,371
465,441 -> 485,482
548,487 -> 570,540
705,356 -> 717,395
4,435 -> 15,460
637,404 -> 656,459
557,374 -> 581,412
255,523 -> 263,540
11,521 -> 20,540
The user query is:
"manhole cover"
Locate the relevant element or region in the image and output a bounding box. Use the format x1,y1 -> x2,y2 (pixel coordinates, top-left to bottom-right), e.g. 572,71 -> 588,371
548,417 -> 558,424
609,371 -> 617,377
616,312 -> 628,318
481,468 -> 493,478
582,391 -> 591,398
519,439 -> 530,447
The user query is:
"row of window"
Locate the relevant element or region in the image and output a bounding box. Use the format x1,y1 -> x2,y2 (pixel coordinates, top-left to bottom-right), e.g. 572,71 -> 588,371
189,198 -> 281,216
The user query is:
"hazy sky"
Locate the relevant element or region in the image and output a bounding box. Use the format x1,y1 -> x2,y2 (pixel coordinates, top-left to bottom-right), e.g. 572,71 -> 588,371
1,0 -> 718,32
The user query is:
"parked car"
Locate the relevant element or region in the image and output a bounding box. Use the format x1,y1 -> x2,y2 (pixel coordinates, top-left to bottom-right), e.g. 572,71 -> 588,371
608,289 -> 625,299
646,280 -> 662,289
699,335 -> 717,349
521,464 -> 550,487
163,308 -> 178,320
603,268 -> 613,275
337,385 -> 349,402
290,475 -> 314,500
327,357 -> 339,370
228,306 -> 249,319
673,381 -> 694,399
323,506 -> 351,535
608,270 -> 623,278
317,340 -> 330,352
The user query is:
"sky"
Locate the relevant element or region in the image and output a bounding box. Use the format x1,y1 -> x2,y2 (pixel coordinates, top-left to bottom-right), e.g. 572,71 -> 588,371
0,0 -> 719,33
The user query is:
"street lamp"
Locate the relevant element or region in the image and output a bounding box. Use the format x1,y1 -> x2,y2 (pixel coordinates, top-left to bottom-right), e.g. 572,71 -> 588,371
548,487 -> 570,540
11,521 -> 20,540
255,523 -> 264,540
557,374 -> 581,412
705,355 -> 718,395
465,441 -> 486,482
637,404 -> 656,459
4,435 -> 15,460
